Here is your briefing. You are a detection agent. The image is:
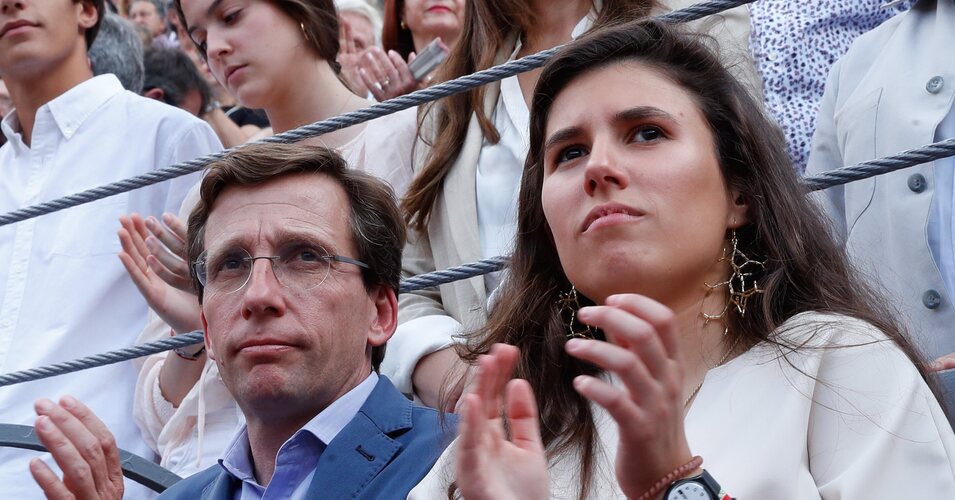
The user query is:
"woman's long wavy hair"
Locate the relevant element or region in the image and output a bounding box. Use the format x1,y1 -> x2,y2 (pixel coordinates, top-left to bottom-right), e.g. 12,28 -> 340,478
401,0 -> 658,228
382,0 -> 415,59
450,20 -> 935,499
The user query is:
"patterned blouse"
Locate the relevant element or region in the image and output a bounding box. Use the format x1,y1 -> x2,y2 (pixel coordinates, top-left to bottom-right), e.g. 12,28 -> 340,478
749,0 -> 912,172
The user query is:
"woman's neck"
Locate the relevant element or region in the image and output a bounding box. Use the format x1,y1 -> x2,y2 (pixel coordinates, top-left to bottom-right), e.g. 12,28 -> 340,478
522,0 -> 591,53
265,59 -> 370,146
515,0 -> 592,106
668,282 -> 742,410
412,29 -> 457,54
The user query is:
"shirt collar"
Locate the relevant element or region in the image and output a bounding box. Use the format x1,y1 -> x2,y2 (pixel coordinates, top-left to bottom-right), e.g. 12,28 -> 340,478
301,371 -> 378,445
218,372 -> 379,484
1,110 -> 24,155
1,74 -> 124,149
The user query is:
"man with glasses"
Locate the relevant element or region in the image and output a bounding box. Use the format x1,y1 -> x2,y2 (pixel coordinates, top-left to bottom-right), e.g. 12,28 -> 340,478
29,144 -> 455,499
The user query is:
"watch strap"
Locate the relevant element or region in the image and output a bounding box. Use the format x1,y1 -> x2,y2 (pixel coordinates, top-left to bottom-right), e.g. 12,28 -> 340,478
664,469 -> 734,500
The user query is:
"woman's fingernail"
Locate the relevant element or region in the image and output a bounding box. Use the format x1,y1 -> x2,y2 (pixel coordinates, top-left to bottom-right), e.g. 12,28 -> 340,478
566,339 -> 583,351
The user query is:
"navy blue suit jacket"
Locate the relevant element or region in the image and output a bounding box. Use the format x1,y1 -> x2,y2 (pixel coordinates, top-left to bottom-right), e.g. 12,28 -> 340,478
158,376 -> 456,499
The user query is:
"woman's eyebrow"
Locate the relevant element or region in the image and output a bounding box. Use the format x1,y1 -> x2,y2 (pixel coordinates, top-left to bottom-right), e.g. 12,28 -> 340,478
544,126 -> 583,152
187,0 -> 225,37
613,106 -> 676,124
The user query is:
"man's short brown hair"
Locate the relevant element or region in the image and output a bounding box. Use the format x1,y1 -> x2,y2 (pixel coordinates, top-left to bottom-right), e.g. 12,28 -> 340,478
186,143 -> 406,371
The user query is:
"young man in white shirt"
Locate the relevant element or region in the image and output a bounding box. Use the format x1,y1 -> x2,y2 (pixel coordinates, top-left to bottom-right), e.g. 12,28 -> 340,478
0,0 -> 221,496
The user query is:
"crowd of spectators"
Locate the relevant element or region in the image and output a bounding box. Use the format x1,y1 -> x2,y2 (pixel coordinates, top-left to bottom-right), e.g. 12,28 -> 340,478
1,0 -> 954,498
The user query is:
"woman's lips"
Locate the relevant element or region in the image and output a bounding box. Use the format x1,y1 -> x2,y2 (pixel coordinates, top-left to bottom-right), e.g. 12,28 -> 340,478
581,203 -> 645,233
224,65 -> 248,87
584,212 -> 644,232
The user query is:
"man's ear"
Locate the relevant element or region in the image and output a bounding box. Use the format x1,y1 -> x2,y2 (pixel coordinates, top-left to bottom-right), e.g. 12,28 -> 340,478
727,190 -> 750,229
143,87 -> 166,102
367,286 -> 398,349
77,0 -> 99,31
200,310 -> 215,360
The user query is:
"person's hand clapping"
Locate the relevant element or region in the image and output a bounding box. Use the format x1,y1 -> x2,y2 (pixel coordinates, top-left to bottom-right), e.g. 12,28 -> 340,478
118,213 -> 201,334
456,344 -> 549,500
337,18 -> 370,97
30,397 -> 124,500
564,293 -> 697,498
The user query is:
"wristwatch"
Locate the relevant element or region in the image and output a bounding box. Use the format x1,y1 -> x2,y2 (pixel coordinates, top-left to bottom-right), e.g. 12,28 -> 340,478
170,329 -> 206,360
664,469 -> 732,500
173,342 -> 206,360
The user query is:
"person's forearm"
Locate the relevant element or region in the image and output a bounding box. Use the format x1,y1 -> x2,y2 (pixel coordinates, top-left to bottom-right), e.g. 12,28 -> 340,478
158,352 -> 207,408
203,108 -> 254,149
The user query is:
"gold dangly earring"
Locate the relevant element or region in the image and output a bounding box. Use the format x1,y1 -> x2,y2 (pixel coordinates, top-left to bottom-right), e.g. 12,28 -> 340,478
702,228 -> 764,334
300,22 -> 310,42
557,286 -> 597,339
400,19 -> 408,30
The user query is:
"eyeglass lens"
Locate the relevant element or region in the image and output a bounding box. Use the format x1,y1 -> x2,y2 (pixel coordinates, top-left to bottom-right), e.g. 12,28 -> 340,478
199,245 -> 333,294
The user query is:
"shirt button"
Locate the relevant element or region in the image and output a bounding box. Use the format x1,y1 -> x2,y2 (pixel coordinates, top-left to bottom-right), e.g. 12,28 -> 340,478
926,76 -> 944,94
907,173 -> 927,193
923,289 -> 942,310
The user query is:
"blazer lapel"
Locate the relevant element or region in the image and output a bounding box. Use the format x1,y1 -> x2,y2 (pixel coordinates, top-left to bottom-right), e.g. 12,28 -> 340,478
434,37 -> 516,312
201,468 -> 241,500
303,378 -> 413,499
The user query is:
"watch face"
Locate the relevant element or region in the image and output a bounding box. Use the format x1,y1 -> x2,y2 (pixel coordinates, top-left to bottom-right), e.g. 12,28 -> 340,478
667,482 -> 712,500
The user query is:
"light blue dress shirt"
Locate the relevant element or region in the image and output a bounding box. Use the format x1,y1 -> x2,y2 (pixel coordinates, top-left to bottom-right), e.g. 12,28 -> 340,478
218,372 -> 379,500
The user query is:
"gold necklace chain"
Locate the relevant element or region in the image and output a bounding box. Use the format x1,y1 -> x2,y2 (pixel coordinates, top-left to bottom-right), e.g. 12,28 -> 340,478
683,335 -> 742,408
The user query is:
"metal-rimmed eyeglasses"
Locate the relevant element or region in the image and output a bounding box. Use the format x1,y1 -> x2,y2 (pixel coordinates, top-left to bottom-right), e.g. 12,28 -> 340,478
193,244 -> 369,295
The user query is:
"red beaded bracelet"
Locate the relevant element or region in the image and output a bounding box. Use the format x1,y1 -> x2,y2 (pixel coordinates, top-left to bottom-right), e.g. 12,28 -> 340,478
636,455 -> 704,500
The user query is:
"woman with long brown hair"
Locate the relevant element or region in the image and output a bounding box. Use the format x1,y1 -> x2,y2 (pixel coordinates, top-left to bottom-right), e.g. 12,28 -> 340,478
380,0 -> 661,410
381,0 -> 756,411
409,20 -> 955,499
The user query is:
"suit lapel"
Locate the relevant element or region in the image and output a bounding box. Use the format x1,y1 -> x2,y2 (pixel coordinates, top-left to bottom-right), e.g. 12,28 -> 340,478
201,468 -> 241,500
303,378 -> 413,499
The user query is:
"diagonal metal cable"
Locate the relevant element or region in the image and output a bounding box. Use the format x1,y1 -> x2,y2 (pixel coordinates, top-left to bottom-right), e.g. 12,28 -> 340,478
0,332 -> 204,388
399,255 -> 509,293
0,0 -> 757,228
802,138 -> 955,192
0,257 -> 510,388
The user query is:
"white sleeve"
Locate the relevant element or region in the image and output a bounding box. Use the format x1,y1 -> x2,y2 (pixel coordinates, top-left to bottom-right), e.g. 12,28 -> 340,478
808,323 -> 955,497
131,189 -> 204,451
380,315 -> 461,396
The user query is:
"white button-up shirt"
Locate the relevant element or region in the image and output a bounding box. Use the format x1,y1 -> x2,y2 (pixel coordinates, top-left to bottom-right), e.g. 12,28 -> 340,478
0,74 -> 220,498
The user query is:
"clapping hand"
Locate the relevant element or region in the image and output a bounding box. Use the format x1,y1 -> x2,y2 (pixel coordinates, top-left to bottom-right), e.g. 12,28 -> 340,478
456,344 -> 549,500
337,18 -> 370,97
30,397 -> 123,500
118,213 -> 201,334
564,294 -> 697,498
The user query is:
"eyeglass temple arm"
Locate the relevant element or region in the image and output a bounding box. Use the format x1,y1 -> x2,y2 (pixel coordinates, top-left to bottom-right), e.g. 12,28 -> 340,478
330,255 -> 369,269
